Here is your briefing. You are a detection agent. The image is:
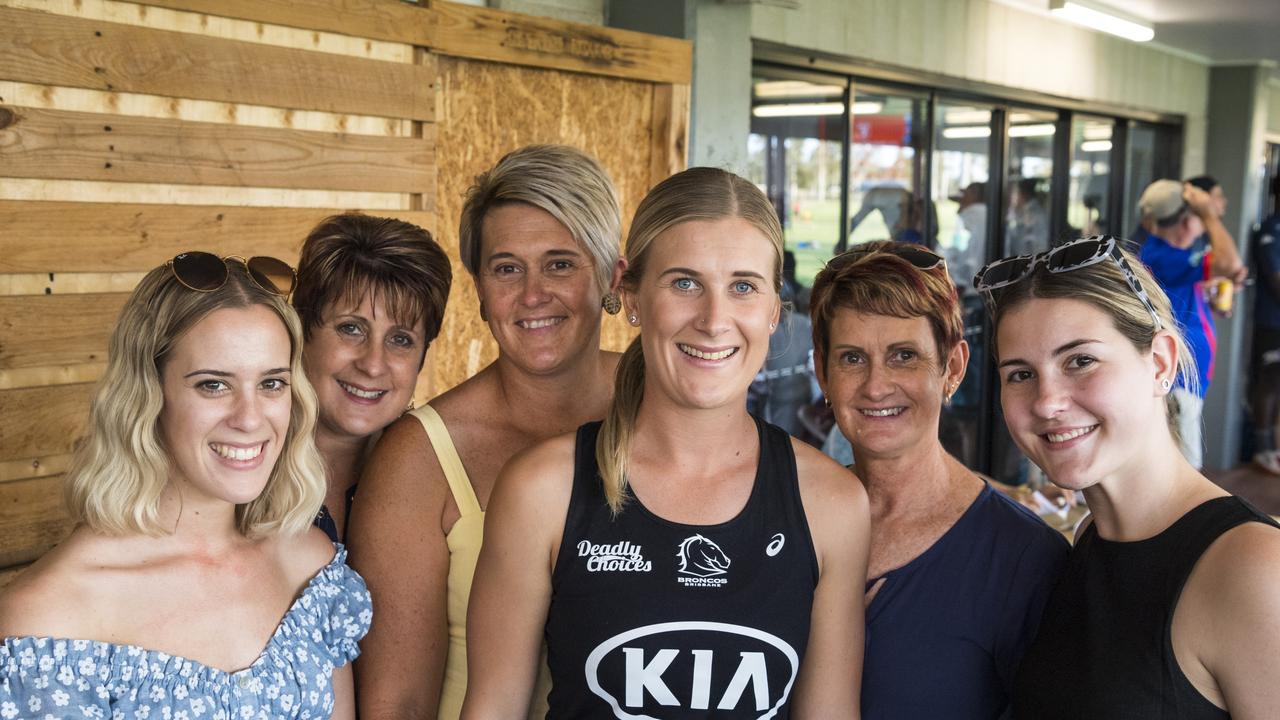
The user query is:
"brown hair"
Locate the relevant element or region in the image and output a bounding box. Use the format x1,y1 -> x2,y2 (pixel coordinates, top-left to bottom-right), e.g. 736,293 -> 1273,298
292,214 -> 452,356
595,167 -> 784,514
809,240 -> 963,373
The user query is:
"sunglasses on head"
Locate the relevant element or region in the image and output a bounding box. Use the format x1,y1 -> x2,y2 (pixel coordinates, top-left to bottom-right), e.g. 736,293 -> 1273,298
826,243 -> 946,272
167,252 -> 296,297
972,235 -> 1162,329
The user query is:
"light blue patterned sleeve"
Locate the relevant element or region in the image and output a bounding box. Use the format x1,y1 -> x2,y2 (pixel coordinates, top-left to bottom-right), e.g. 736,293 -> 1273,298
291,547 -> 372,670
2,638 -> 113,720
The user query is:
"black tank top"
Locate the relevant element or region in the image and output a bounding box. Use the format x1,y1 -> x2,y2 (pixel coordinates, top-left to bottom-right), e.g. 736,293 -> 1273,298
1013,496 -> 1280,719
544,418 -> 819,719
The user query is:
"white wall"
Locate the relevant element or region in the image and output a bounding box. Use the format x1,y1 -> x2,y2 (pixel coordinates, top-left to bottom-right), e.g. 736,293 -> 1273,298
751,0 -> 1211,172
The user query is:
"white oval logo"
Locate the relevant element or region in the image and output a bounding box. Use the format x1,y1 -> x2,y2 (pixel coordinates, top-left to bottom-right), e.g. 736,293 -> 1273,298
765,533 -> 785,557
584,621 -> 800,720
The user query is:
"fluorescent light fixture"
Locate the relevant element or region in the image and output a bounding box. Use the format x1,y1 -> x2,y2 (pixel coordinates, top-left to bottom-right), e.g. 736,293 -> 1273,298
754,80 -> 844,99
944,109 -> 992,125
1080,140 -> 1113,152
1082,124 -> 1113,140
1049,0 -> 1154,42
943,126 -> 992,139
1009,123 -> 1056,137
751,101 -> 884,118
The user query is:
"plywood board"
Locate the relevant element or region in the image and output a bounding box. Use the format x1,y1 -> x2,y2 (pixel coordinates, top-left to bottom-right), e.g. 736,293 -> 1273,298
0,178 -> 407,210
649,83 -> 690,189
0,202 -> 436,272
0,453 -> 71,484
0,475 -> 73,568
0,294 -> 126,370
0,363 -> 107,391
0,106 -> 436,195
0,383 -> 94,462
429,1 -> 691,85
131,0 -> 434,47
432,57 -> 651,393
2,6 -> 436,121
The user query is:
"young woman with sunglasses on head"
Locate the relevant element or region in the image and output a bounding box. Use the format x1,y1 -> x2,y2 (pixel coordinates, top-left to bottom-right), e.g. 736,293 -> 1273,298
291,214 -> 452,545
461,167 -> 869,719
0,255 -> 369,718
809,240 -> 1068,720
977,236 -> 1280,719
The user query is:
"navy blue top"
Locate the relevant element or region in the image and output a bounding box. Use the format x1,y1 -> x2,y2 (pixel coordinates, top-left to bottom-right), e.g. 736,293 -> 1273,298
862,484 -> 1068,720
1254,214 -> 1280,329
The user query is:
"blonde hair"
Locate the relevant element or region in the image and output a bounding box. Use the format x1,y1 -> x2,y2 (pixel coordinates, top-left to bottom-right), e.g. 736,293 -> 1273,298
988,244 -> 1196,440
66,260 -> 327,537
459,144 -> 622,294
595,167 -> 784,514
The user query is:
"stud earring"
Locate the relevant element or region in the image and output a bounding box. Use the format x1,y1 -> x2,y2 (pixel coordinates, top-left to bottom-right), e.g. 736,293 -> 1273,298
406,399 -> 416,412
769,321 -> 777,331
602,293 -> 622,315
1161,378 -> 1171,391
628,314 -> 638,326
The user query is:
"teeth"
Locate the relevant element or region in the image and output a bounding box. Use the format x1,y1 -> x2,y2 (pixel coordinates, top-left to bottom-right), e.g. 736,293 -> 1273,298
860,407 -> 903,417
340,381 -> 384,400
679,344 -> 737,361
520,318 -> 563,329
211,443 -> 263,461
1046,425 -> 1097,443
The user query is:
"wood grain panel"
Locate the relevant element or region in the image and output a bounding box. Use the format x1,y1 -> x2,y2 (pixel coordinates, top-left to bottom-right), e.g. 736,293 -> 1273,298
0,294 -> 126,370
0,475 -> 73,568
0,106 -> 436,194
0,202 -> 436,272
648,83 -> 689,189
429,1 -> 692,85
0,453 -> 72,484
132,0 -> 433,46
0,363 -> 106,391
0,383 -> 94,462
0,563 -> 29,588
1,6 -> 435,121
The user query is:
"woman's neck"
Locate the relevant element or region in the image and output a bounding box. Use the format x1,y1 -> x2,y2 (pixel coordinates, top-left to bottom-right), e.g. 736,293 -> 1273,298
630,390 -> 760,472
491,351 -> 615,431
314,425 -> 368,498
154,482 -> 246,551
854,440 -> 967,519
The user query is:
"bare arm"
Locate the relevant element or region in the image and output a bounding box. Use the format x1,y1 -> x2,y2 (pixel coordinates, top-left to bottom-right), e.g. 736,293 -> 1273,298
331,663 -> 356,720
789,442 -> 871,718
348,416 -> 453,720
1185,184 -> 1244,279
460,438 -> 573,720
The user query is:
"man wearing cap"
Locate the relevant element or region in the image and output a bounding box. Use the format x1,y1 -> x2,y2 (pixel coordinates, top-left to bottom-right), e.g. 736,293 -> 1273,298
1138,178 -> 1246,468
945,181 -> 988,288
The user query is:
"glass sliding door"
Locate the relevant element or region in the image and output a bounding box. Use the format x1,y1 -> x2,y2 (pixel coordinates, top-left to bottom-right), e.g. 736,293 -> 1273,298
1004,109 -> 1057,257
846,85 -> 928,250
1068,116 -> 1116,239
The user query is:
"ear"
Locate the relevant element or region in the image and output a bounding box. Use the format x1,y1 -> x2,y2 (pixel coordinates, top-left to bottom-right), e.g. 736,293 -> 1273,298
770,295 -> 782,332
944,339 -> 970,390
608,258 -> 627,295
1150,329 -> 1179,395
620,283 -> 639,326
813,345 -> 829,399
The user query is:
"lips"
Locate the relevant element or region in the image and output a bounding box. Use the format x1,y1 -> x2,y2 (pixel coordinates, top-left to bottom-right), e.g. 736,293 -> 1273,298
517,317 -> 564,330
860,407 -> 904,417
209,442 -> 265,461
678,343 -> 737,361
339,380 -> 386,401
1044,424 -> 1098,443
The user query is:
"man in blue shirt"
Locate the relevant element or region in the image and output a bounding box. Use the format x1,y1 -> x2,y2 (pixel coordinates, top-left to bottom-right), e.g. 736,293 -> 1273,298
1138,179 -> 1245,468
1250,175 -> 1280,473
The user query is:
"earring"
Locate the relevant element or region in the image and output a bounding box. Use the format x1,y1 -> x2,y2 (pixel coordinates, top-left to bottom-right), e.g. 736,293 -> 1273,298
628,314 -> 638,326
823,397 -> 831,408
602,293 -> 622,315
769,322 -> 777,331
406,399 -> 416,412
1161,378 -> 1171,391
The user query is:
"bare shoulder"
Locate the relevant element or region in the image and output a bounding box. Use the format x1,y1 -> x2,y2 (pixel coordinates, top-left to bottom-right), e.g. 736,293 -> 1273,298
1198,520 -> 1280,609
791,438 -> 865,508
497,430 -> 578,501
789,439 -> 869,554
272,527 -> 342,590
0,528 -> 120,638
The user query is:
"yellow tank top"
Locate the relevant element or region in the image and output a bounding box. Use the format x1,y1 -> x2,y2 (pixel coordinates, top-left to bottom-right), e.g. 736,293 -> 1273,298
410,405 -> 550,720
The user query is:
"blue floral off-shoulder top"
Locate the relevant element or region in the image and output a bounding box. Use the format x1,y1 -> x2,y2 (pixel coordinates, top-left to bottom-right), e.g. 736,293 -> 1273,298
0,545 -> 371,720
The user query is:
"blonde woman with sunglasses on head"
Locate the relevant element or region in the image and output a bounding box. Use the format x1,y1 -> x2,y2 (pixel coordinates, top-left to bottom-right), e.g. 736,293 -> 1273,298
977,235 -> 1280,719
0,254 -> 370,719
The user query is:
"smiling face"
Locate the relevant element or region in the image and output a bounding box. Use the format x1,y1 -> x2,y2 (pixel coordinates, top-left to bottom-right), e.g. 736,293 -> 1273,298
997,297 -> 1172,491
625,218 -> 780,412
478,203 -> 615,376
159,305 -> 293,508
817,309 -> 965,461
303,293 -> 425,442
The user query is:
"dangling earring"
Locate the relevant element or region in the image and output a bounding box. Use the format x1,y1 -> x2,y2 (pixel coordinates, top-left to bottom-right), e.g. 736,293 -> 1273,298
602,293 -> 622,315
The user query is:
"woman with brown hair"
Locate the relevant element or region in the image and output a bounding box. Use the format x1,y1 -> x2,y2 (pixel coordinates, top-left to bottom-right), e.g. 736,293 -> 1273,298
462,167 -> 869,719
808,240 -> 1068,719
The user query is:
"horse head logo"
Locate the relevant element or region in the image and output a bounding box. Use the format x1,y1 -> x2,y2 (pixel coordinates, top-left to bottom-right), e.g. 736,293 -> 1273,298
677,534 -> 731,577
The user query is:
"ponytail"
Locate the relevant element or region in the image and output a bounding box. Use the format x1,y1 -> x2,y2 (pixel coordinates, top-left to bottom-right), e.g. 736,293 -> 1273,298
596,336 -> 645,514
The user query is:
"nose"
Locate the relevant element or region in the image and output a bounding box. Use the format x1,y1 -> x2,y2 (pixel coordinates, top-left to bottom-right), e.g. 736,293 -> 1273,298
519,271 -> 552,307
354,339 -> 389,378
1031,375 -> 1069,419
696,291 -> 730,337
228,388 -> 265,432
861,360 -> 894,401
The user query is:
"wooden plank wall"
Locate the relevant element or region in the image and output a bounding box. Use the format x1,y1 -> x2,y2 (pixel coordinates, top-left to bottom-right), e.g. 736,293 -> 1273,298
0,0 -> 691,586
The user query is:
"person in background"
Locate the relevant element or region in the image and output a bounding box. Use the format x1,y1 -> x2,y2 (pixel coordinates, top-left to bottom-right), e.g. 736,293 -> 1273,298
973,235 -> 1280,718
946,181 -> 988,291
292,214 -> 452,543
1250,174 -> 1280,474
348,145 -> 625,720
1136,179 -> 1246,468
0,254 -> 369,718
1007,178 -> 1049,257
811,240 -> 1067,719
462,167 -> 869,718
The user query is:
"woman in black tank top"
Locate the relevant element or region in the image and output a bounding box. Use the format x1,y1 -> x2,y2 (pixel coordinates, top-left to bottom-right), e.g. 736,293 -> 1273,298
462,167 -> 871,719
976,235 -> 1280,718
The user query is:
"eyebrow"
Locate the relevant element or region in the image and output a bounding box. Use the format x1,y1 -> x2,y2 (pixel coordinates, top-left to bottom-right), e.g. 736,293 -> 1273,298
487,248 -> 583,262
997,338 -> 1099,369
659,267 -> 769,281
183,368 -> 291,378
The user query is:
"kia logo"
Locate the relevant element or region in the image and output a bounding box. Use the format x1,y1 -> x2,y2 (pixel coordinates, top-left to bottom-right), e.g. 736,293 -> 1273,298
584,621 -> 800,720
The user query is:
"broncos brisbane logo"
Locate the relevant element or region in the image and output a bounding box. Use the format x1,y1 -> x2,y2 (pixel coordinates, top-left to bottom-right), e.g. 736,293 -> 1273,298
676,534 -> 731,577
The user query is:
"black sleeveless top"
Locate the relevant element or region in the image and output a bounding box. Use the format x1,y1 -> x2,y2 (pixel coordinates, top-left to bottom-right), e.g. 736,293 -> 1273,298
1013,496 -> 1280,719
544,418 -> 819,719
